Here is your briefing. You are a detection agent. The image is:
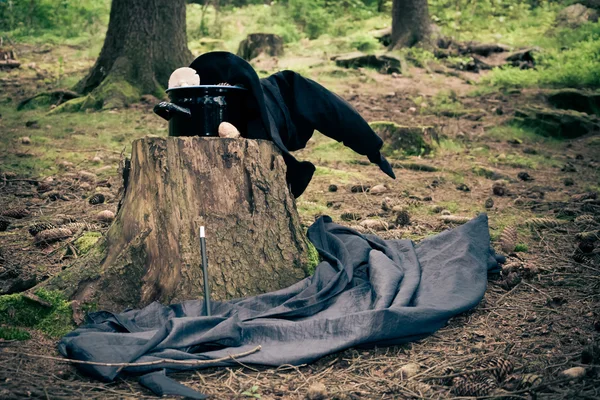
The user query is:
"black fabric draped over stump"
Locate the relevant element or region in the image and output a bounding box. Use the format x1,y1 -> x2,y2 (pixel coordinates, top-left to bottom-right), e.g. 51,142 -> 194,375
189,51 -> 395,197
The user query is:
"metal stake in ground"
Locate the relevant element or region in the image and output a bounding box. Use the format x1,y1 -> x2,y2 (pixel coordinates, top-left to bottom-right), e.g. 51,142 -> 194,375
200,226 -> 212,316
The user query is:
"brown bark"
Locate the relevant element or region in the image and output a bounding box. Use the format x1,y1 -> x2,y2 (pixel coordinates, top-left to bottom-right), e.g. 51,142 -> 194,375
75,0 -> 193,100
389,0 -> 432,50
45,137 -> 313,312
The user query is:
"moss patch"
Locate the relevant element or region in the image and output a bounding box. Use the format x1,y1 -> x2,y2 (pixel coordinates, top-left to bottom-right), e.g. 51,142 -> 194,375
305,242 -> 321,275
0,326 -> 31,341
74,232 -> 102,255
0,288 -> 74,338
370,121 -> 438,157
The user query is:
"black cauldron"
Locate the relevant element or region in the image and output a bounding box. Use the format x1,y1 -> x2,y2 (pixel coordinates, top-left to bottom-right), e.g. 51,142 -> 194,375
153,85 -> 248,137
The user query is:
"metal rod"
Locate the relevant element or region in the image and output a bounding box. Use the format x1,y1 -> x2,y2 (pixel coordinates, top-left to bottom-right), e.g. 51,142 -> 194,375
200,226 -> 211,316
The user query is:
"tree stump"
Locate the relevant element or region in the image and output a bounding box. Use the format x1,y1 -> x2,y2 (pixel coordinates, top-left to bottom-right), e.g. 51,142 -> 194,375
46,137 -> 313,312
237,33 -> 284,61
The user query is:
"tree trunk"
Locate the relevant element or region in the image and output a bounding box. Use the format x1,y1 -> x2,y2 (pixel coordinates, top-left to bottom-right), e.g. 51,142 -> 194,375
389,0 -> 432,50
45,137 -> 314,313
73,0 -> 193,109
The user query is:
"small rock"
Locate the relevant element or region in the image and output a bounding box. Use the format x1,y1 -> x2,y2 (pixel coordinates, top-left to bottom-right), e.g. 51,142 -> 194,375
360,219 -> 388,231
493,181 -> 507,196
92,156 -> 102,163
408,107 -> 417,113
484,198 -> 494,209
441,209 -> 452,216
456,183 -> 470,192
564,177 -> 575,186
328,184 -> 338,192
306,382 -> 327,400
370,184 -> 388,194
80,182 -> 91,191
218,121 -> 241,138
399,363 -> 421,379
517,172 -> 533,181
560,367 -> 586,379
97,210 -> 115,223
20,136 -> 31,145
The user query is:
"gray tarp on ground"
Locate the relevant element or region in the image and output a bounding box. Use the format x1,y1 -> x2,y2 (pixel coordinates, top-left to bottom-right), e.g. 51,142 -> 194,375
58,215 -> 502,398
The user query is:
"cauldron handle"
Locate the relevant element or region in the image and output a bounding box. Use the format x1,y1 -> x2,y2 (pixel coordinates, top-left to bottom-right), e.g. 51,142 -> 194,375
153,102 -> 191,121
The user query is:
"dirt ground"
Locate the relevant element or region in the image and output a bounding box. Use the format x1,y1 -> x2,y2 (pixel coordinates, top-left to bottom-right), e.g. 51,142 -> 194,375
0,45 -> 599,399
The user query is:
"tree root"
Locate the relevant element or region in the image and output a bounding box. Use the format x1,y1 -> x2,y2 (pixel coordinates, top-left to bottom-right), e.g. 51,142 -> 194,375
17,90 -> 80,111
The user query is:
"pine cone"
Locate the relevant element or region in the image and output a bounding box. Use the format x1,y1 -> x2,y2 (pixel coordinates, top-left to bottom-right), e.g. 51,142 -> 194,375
439,215 -> 471,224
0,218 -> 10,232
486,358 -> 513,382
500,226 -> 518,253
403,381 -> 433,396
395,210 -> 410,226
484,197 -> 494,209
503,374 -> 542,391
576,230 -> 600,241
88,193 -> 105,205
571,192 -> 597,202
492,181 -> 506,196
28,222 -> 56,236
2,208 -> 30,219
34,228 -> 72,244
62,222 -> 99,234
341,212 -> 361,222
525,218 -> 566,229
451,377 -> 495,397
575,215 -> 598,226
573,250 -> 590,264
78,171 -> 97,182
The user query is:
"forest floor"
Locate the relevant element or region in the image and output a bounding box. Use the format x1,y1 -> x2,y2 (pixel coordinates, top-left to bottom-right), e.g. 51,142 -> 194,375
0,43 -> 599,399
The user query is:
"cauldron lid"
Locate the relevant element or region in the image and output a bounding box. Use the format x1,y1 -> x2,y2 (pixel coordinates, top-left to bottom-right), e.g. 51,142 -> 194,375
166,85 -> 248,93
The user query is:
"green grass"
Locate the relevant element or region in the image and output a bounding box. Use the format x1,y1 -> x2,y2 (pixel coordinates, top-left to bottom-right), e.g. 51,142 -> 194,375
0,105 -> 164,178
482,23 -> 600,90
486,125 -> 562,147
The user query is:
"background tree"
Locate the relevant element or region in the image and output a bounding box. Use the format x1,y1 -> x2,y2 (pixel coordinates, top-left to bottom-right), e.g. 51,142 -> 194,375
389,0 -> 432,49
73,0 -> 193,109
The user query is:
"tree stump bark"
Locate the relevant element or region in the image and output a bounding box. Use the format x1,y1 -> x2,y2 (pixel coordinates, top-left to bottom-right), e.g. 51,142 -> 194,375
46,137 -> 313,312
